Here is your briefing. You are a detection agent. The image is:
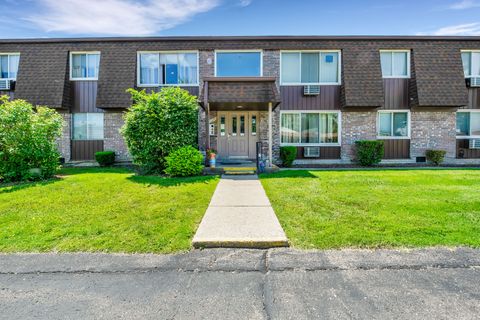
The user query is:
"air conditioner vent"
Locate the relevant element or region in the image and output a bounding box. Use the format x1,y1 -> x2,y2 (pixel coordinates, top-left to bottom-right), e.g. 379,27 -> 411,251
303,85 -> 321,96
304,146 -> 320,158
466,77 -> 480,87
469,139 -> 480,149
0,79 -> 11,91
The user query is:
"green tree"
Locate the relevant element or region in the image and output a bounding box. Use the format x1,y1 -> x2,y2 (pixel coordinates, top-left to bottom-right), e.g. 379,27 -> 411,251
121,87 -> 199,173
0,96 -> 63,181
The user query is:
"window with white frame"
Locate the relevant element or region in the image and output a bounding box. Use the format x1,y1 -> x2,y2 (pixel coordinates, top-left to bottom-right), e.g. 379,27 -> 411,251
215,51 -> 262,77
456,111 -> 480,137
0,53 -> 20,79
377,111 -> 409,138
72,113 -> 104,140
380,50 -> 410,78
281,112 -> 339,145
70,52 -> 100,80
461,51 -> 480,78
280,51 -> 340,85
138,52 -> 198,86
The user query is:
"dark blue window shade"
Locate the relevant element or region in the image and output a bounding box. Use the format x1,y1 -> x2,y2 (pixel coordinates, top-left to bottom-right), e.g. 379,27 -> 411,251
216,52 -> 261,77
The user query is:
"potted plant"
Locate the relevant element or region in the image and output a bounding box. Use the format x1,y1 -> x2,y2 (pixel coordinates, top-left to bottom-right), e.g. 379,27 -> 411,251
206,148 -> 217,168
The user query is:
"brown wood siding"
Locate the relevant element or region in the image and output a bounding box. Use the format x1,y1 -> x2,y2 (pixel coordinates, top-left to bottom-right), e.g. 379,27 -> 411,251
380,139 -> 410,159
381,78 -> 409,110
295,146 -> 341,159
71,140 -> 104,160
280,86 -> 340,110
71,81 -> 102,113
456,139 -> 480,158
460,88 -> 480,109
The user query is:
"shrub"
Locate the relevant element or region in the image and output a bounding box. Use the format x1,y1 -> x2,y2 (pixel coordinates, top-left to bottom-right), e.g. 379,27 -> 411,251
280,146 -> 297,167
0,96 -> 63,182
355,140 -> 384,166
165,146 -> 204,177
121,87 -> 198,174
95,151 -> 116,166
426,149 -> 447,166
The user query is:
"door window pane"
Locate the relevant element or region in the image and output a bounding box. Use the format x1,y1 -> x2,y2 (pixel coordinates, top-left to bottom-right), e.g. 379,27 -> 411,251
216,52 -> 261,77
471,112 -> 480,136
456,112 -> 470,135
320,113 -> 339,143
73,113 -> 104,140
319,52 -> 338,83
462,52 -> 471,77
301,113 -> 319,143
379,113 -> 392,136
240,115 -> 245,136
281,113 -> 300,143
281,52 -> 300,83
301,52 -> 319,83
232,116 -> 237,136
220,116 -> 226,136
251,115 -> 257,135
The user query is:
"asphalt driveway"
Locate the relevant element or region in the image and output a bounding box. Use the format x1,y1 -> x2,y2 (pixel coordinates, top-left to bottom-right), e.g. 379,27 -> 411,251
1,248 -> 479,319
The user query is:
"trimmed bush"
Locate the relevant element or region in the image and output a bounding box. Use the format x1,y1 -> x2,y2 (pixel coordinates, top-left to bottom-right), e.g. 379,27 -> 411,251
95,151 -> 116,166
355,140 -> 384,166
280,146 -> 297,167
121,87 -> 198,174
426,149 -> 447,166
165,146 -> 204,177
0,96 -> 63,182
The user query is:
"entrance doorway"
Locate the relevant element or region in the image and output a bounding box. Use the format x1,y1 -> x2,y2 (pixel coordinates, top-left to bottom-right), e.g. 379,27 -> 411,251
217,111 -> 259,160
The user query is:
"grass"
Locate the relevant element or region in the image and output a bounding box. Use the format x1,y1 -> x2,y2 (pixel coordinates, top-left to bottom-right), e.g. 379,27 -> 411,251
260,169 -> 480,249
0,167 -> 219,253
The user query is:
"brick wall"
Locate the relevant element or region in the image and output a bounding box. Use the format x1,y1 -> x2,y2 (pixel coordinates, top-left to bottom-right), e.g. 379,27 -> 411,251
57,112 -> 71,161
104,112 -> 130,160
341,111 -> 377,161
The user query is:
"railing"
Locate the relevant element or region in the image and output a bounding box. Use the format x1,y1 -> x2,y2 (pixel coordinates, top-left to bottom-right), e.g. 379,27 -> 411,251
256,141 -> 264,173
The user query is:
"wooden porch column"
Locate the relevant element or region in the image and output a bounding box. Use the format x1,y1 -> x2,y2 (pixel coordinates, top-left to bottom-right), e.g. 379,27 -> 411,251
268,102 -> 273,167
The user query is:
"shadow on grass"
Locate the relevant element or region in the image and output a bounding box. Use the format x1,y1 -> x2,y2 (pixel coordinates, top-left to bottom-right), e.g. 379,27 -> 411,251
58,166 -> 134,176
128,174 -> 218,187
0,177 -> 63,194
259,170 -> 319,180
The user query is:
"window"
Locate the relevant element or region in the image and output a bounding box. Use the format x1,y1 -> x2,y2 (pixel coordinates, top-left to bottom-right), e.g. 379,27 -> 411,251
0,53 -> 20,79
70,52 -> 100,80
380,50 -> 410,78
457,111 -> 480,137
72,113 -> 104,140
281,112 -> 339,145
251,115 -> 257,136
220,116 -> 226,136
138,52 -> 198,86
461,51 -> 480,78
216,51 -> 262,77
280,51 -> 340,85
377,111 -> 409,138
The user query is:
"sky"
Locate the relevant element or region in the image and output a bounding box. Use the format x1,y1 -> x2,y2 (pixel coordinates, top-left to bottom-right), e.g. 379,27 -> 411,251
1,0 -> 480,38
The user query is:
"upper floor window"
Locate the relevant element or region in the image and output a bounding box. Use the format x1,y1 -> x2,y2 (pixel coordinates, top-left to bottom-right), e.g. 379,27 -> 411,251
138,52 -> 198,86
0,53 -> 20,80
280,51 -> 340,85
70,52 -> 100,80
457,111 -> 480,137
215,51 -> 262,77
377,111 -> 410,138
380,50 -> 410,78
461,51 -> 480,78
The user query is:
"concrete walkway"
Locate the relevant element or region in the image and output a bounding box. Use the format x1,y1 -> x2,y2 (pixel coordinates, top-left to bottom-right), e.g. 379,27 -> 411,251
192,175 -> 288,248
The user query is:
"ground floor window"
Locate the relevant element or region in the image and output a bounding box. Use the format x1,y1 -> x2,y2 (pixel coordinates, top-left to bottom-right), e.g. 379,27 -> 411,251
457,111 -> 480,137
377,111 -> 409,138
72,113 -> 104,140
281,111 -> 339,145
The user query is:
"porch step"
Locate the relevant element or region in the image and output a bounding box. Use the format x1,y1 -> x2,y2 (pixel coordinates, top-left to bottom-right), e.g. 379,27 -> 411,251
223,167 -> 257,175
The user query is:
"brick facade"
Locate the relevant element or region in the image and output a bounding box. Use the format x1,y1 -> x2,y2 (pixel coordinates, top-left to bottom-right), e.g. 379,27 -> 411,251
341,111 -> 377,161
57,112 -> 71,161
104,112 -> 130,161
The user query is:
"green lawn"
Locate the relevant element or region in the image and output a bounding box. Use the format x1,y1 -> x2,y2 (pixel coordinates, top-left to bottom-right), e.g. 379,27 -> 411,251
260,169 -> 480,249
0,167 -> 219,253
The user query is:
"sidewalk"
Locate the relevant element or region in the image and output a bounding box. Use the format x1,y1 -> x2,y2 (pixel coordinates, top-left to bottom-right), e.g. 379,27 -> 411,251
192,175 -> 288,248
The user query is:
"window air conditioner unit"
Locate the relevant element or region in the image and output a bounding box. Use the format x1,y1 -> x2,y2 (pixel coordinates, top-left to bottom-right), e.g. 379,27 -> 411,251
466,77 -> 480,87
304,146 -> 320,158
303,85 -> 321,96
469,139 -> 480,149
0,79 -> 11,91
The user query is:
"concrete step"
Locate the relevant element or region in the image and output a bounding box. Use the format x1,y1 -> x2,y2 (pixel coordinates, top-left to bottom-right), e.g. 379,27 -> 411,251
223,167 -> 257,175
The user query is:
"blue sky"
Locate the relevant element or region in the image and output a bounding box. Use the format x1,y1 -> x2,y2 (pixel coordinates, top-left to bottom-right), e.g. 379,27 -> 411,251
1,0 -> 480,38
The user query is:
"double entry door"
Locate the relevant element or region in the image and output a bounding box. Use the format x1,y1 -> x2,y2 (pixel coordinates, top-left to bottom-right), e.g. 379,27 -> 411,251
217,111 -> 259,160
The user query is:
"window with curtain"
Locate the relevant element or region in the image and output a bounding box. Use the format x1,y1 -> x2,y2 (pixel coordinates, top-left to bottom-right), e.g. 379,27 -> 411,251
72,113 -> 104,140
216,52 -> 261,77
380,51 -> 410,78
461,51 -> 480,78
138,52 -> 198,85
0,53 -> 20,79
281,51 -> 340,84
71,53 -> 100,80
457,112 -> 480,136
377,112 -> 409,137
281,112 -> 339,145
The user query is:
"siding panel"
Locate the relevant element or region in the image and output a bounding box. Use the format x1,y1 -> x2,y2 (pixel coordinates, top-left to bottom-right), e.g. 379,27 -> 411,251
382,78 -> 409,110
71,81 -> 102,112
381,139 -> 410,159
71,140 -> 104,160
295,146 -> 341,159
280,86 -> 340,110
457,139 -> 480,158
